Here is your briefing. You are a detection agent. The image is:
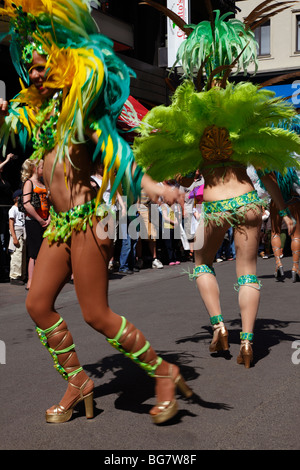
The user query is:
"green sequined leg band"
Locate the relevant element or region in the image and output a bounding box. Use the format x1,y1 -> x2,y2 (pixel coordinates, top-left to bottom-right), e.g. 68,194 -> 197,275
36,317 -> 83,381
234,275 -> 262,291
210,315 -> 224,325
240,332 -> 254,342
189,264 -> 216,280
106,316 -> 163,377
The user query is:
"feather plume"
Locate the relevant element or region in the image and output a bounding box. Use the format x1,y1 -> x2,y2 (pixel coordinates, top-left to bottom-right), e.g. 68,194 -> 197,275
139,0 -> 193,36
133,81 -> 300,180
243,0 -> 296,31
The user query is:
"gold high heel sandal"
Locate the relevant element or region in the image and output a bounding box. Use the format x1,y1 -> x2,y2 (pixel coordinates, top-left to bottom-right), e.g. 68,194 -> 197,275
106,317 -> 192,424
151,366 -> 193,424
209,323 -> 229,353
237,340 -> 253,369
46,377 -> 94,423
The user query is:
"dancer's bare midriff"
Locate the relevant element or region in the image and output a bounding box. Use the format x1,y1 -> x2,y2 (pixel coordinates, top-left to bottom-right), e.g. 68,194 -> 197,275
43,143 -> 95,213
202,165 -> 255,202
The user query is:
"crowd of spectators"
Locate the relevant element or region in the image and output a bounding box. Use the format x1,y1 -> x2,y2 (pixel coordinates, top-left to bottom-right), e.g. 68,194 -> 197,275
0,155 -> 295,285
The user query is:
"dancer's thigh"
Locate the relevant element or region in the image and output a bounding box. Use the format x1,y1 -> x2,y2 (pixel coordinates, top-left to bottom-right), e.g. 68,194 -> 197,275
26,238 -> 72,325
289,201 -> 300,238
70,218 -> 115,329
270,201 -> 282,234
234,209 -> 261,278
194,219 -> 230,266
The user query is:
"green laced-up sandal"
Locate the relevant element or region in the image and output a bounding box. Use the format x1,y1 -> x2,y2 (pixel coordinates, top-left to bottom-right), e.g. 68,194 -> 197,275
36,317 -> 94,423
106,316 -> 193,424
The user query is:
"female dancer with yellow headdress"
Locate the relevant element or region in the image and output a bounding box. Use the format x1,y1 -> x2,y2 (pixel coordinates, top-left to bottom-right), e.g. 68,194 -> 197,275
0,0 -> 192,424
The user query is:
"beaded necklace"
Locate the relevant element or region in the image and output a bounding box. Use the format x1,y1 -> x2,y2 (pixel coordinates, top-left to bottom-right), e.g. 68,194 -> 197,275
31,91 -> 62,161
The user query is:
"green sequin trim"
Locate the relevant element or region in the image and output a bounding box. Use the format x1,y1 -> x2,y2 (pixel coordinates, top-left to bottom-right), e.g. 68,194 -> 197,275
44,199 -> 110,244
202,190 -> 267,227
22,41 -> 47,64
234,274 -> 262,291
278,207 -> 291,217
210,315 -> 224,325
189,264 -> 216,280
240,332 -> 254,341
106,316 -> 163,377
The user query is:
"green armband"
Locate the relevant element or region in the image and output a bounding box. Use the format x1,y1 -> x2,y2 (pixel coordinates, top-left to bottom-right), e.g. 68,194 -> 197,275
278,208 -> 291,217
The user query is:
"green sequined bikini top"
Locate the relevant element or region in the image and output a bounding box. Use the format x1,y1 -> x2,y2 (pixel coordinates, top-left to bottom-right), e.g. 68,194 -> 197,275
31,91 -> 62,161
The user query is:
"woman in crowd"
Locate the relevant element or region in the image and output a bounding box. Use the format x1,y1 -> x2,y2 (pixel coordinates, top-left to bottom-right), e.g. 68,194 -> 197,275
21,159 -> 50,289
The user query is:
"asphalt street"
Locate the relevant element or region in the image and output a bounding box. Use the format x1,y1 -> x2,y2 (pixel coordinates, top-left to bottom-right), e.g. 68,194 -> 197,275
0,255 -> 299,452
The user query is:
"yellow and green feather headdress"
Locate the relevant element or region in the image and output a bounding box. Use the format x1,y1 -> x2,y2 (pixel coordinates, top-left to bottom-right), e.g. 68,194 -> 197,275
0,0 -> 143,203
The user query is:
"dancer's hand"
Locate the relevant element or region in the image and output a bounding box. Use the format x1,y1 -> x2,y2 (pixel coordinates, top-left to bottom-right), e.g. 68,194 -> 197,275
160,183 -> 184,206
283,215 -> 297,236
141,173 -> 184,206
0,98 -> 9,118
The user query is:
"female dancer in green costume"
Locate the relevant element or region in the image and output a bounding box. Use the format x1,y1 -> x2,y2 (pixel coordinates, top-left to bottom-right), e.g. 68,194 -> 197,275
134,3 -> 300,368
0,0 -> 192,424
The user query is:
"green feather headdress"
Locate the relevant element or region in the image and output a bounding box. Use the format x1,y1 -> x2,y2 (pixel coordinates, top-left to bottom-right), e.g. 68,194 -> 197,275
133,81 -> 300,180
175,11 -> 258,83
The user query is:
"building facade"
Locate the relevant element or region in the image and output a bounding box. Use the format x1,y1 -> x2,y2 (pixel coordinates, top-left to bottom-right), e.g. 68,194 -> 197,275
235,0 -> 300,107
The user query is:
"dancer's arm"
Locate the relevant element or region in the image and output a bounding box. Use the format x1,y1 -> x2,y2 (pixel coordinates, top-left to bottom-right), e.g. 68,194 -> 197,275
87,128 -> 184,207
0,98 -> 9,126
0,153 -> 14,171
140,171 -> 183,206
259,171 -> 296,235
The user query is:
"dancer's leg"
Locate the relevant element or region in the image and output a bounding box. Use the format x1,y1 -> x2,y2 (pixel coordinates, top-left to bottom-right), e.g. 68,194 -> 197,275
70,219 -> 191,421
194,220 -> 230,351
194,221 -> 229,318
270,201 -> 284,277
234,210 -> 262,368
234,210 -> 262,335
26,239 -> 93,415
289,202 -> 300,279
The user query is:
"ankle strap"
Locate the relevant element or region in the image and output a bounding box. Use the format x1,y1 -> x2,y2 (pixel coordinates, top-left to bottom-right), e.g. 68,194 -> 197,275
210,315 -> 224,325
240,332 -> 254,341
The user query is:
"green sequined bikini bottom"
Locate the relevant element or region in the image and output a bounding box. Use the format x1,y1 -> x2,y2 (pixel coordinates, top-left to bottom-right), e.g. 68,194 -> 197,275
202,190 -> 267,227
44,199 -> 109,244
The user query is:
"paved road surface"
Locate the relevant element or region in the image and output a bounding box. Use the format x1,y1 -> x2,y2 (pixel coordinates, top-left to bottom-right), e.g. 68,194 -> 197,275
0,256 -> 299,451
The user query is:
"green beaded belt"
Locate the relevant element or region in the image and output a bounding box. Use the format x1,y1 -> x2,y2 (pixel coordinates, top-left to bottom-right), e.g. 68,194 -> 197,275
202,190 -> 267,226
44,198 -> 109,244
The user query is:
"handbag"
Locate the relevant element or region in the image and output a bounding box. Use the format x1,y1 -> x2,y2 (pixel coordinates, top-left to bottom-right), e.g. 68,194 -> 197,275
18,180 -> 41,213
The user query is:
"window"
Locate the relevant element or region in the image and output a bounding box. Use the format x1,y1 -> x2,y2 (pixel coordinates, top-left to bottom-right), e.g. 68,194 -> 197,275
296,15 -> 300,52
254,20 -> 270,56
